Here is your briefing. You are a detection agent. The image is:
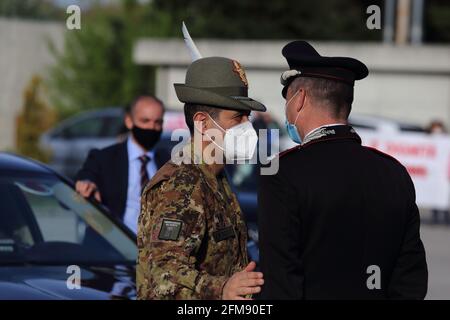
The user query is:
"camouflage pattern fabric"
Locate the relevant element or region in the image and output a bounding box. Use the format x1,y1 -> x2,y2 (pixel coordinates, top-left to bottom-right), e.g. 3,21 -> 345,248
136,144 -> 248,300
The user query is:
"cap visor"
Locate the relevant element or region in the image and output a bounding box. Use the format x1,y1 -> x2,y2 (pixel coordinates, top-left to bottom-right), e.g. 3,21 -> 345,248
174,84 -> 266,112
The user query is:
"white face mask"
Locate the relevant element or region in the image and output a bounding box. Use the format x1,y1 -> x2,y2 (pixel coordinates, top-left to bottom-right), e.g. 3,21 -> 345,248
206,115 -> 258,162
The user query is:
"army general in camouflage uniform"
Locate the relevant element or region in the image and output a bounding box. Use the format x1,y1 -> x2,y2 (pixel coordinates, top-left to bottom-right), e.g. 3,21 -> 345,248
137,57 -> 266,300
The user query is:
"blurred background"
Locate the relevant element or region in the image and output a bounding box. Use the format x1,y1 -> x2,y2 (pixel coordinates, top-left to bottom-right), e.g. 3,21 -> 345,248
0,0 -> 449,299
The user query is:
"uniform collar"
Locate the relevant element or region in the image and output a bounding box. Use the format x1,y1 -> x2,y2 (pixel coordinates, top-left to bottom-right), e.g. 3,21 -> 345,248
174,140 -> 230,202
302,123 -> 347,144
127,136 -> 154,161
302,124 -> 361,146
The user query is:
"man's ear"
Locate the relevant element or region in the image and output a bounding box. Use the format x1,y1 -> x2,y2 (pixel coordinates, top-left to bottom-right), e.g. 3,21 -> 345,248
124,113 -> 133,130
296,89 -> 307,112
192,112 -> 208,134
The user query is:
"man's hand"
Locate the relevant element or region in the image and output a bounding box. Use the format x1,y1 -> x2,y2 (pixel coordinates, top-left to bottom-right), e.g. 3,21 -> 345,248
222,261 -> 264,300
75,180 -> 101,202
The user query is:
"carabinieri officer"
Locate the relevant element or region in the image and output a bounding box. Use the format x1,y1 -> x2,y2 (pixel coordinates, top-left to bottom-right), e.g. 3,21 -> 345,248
258,41 -> 428,300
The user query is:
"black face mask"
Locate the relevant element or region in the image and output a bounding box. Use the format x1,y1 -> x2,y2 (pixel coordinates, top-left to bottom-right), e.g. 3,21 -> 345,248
131,126 -> 162,151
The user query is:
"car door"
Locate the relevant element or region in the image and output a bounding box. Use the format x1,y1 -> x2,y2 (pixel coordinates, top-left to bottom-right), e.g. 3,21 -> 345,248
55,117 -> 111,178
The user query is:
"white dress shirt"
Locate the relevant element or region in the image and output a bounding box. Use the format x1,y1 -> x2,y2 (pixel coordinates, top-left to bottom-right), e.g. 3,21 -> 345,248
122,137 -> 158,234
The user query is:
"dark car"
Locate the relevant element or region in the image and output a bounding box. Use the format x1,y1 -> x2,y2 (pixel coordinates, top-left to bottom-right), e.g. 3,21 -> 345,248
0,152 -> 137,300
39,108 -> 125,179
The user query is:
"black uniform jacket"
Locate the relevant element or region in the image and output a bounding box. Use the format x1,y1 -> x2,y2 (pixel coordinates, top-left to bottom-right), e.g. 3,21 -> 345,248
258,125 -> 428,300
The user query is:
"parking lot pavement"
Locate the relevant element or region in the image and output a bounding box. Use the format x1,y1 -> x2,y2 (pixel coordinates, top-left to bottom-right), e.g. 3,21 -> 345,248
420,223 -> 450,300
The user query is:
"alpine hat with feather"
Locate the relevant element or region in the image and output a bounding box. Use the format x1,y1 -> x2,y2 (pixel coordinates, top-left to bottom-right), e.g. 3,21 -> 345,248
174,23 -> 266,112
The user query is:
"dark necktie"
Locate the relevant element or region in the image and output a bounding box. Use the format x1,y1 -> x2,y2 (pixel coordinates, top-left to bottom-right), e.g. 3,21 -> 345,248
139,154 -> 151,193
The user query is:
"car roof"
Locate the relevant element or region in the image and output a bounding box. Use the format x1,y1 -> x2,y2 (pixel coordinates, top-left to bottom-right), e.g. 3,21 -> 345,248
44,107 -> 188,136
349,113 -> 422,128
44,107 -> 123,135
0,153 -> 53,175
349,113 -> 424,132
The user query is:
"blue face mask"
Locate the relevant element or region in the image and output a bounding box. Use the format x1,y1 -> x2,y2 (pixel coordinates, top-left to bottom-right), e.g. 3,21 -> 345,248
284,91 -> 302,144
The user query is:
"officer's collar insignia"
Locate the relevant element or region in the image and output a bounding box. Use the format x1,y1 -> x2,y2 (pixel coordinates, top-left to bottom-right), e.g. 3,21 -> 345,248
232,60 -> 248,87
302,127 -> 336,145
302,125 -> 361,146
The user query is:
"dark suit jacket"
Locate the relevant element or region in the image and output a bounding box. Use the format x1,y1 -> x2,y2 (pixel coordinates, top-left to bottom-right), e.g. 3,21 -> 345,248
75,141 -> 168,220
258,125 -> 428,300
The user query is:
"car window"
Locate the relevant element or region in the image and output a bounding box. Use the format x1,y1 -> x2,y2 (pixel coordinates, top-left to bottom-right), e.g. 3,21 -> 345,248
102,115 -> 126,137
60,117 -> 104,139
0,175 -> 136,265
399,124 -> 425,133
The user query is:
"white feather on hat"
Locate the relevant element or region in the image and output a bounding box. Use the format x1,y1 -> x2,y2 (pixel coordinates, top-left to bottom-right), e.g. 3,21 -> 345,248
182,22 -> 202,62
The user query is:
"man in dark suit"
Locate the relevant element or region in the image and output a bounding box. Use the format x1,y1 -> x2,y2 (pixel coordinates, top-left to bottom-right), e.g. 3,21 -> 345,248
75,96 -> 168,233
258,41 -> 428,299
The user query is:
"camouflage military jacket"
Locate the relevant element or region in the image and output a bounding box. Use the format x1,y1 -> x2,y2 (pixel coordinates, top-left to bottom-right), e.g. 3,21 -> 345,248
136,148 -> 248,300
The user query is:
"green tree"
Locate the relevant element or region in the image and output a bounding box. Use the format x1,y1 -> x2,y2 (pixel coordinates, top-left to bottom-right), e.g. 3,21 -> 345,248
46,0 -> 449,120
16,75 -> 56,162
47,0 -> 386,120
151,0 -> 449,42
48,0 -> 168,119
426,0 -> 450,42
151,0 -> 384,41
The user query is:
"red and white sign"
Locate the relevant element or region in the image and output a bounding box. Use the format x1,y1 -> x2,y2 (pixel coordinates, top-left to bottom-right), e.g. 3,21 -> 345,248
359,130 -> 450,210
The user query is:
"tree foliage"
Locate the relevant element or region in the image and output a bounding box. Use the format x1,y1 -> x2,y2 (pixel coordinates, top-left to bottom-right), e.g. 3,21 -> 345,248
16,75 -> 56,162
41,0 -> 450,119
426,0 -> 450,42
48,1 -> 159,119
151,0 -> 384,41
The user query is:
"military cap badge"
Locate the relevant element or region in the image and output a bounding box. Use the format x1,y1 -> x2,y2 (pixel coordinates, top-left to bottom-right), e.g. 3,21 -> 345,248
232,60 -> 248,87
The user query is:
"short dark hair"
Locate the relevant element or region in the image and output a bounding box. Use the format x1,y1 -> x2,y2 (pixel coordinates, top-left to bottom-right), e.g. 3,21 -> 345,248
184,103 -> 221,134
125,95 -> 165,116
290,77 -> 354,119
